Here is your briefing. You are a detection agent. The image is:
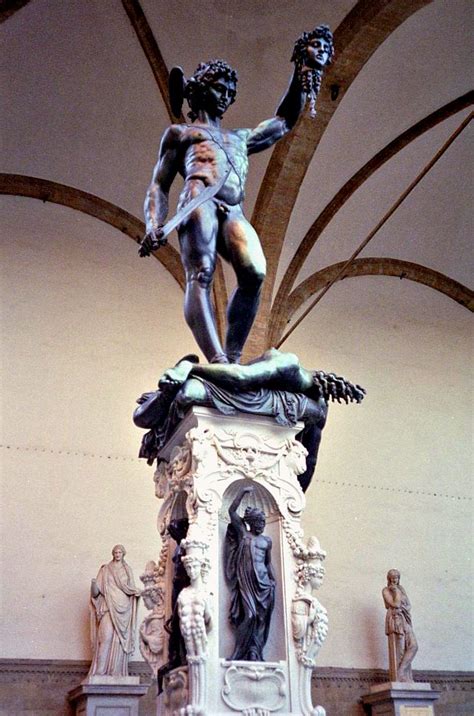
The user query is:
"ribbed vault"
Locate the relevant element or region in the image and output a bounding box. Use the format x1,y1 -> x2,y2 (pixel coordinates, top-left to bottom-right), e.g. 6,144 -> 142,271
245,0 -> 435,356
267,95 -> 473,346
2,0 -> 471,362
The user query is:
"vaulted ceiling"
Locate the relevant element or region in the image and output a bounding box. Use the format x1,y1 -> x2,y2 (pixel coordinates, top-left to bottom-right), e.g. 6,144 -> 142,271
2,0 -> 472,360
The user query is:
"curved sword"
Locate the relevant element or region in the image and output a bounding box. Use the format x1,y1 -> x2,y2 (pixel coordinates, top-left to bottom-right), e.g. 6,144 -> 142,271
140,167 -> 231,255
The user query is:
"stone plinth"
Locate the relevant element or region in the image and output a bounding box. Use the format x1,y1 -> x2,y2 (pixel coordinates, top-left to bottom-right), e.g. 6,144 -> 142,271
361,681 -> 441,715
68,681 -> 149,716
141,407 -> 328,715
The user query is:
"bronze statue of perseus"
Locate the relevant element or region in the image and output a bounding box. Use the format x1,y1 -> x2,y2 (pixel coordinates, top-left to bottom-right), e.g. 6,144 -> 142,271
140,27 -> 334,364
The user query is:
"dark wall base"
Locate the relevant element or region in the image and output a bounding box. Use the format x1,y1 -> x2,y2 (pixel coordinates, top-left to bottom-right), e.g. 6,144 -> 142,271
0,660 -> 472,715
312,667 -> 474,716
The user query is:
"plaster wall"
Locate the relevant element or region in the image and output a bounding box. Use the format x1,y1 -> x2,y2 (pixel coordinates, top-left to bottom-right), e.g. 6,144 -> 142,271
1,198 -> 472,671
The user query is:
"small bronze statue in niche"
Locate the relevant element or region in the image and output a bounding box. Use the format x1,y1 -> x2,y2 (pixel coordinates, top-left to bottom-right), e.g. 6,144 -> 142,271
224,486 -> 276,661
382,569 -> 418,682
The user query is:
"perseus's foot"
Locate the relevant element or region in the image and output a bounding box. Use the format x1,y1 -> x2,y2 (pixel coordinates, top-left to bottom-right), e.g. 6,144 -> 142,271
158,360 -> 195,392
226,351 -> 242,364
210,352 -> 229,364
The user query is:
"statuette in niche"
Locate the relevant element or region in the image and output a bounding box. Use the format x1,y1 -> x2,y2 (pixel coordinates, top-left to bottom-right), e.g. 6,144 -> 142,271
224,486 -> 276,661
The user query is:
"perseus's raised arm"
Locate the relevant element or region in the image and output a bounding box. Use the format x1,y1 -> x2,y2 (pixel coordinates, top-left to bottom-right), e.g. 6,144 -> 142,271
247,25 -> 333,155
246,67 -> 305,155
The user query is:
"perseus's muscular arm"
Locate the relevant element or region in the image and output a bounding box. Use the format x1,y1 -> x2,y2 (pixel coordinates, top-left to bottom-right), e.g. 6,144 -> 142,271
246,67 -> 305,155
144,125 -> 182,233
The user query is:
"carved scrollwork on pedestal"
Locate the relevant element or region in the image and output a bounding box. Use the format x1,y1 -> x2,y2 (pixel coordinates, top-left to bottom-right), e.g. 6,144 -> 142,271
285,531 -> 328,716
163,667 -> 189,715
188,426 -> 306,520
154,444 -> 194,500
221,664 -> 286,712
176,541 -> 213,716
213,430 -> 292,479
139,561 -> 166,679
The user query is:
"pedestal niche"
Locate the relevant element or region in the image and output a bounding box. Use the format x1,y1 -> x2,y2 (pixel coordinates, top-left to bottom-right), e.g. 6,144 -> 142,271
140,406 -> 328,716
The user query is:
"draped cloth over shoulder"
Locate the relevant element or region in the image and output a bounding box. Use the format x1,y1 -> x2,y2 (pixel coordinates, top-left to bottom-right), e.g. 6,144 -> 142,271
224,523 -> 275,661
88,560 -> 139,677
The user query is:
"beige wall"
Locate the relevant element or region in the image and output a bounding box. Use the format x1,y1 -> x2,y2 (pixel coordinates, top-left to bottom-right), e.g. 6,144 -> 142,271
1,197 -> 472,670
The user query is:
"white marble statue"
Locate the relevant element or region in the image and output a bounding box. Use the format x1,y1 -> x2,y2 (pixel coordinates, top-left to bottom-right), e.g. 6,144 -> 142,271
383,569 -> 418,682
139,561 -> 166,679
291,537 -> 328,667
87,544 -> 141,679
177,548 -> 212,660
290,535 -> 328,716
176,540 -> 212,715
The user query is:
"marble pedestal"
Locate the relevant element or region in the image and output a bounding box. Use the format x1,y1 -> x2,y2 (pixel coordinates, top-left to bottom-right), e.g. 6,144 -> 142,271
140,407 -> 329,715
361,682 -> 441,715
68,680 -> 149,716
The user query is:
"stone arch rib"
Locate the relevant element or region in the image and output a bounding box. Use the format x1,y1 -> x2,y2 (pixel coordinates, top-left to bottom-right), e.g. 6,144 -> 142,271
0,0 -> 31,23
245,0 -> 433,359
0,173 -> 185,290
275,258 -> 473,346
273,95 -> 473,306
121,0 -> 182,122
268,94 -> 473,344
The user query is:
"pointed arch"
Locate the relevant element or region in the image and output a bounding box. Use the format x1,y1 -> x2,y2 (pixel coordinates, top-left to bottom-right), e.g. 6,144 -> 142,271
268,94 -> 473,344
245,0 -> 434,358
274,258 -> 473,348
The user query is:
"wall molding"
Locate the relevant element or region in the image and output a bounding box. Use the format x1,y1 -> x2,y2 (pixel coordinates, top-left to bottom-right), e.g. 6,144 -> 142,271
0,659 -> 152,684
0,660 -> 472,714
1,659 -> 472,688
313,666 -> 474,691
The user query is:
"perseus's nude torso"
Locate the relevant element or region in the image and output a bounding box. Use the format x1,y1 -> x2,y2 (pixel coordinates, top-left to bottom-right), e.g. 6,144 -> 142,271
173,124 -> 251,207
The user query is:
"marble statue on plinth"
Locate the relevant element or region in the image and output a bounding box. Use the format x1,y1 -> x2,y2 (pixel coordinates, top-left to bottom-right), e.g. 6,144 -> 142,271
86,545 -> 141,681
383,569 -> 418,682
361,572 -> 437,715
224,486 -> 276,661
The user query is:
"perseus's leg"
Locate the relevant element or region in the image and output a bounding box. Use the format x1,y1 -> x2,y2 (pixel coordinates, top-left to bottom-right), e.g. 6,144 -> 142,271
220,213 -> 266,363
178,182 -> 227,363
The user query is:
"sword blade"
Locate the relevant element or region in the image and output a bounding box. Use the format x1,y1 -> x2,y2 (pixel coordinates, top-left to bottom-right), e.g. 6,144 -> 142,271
160,168 -> 231,239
